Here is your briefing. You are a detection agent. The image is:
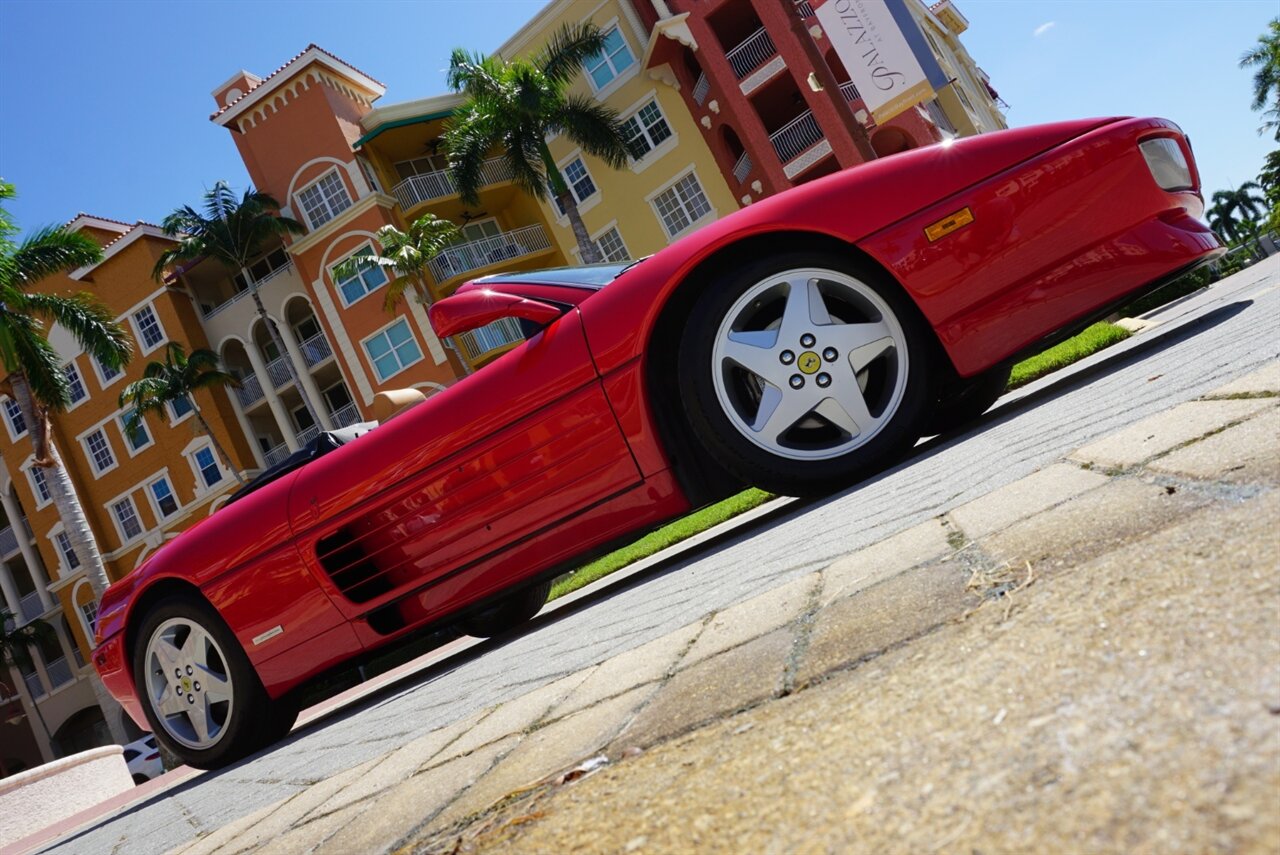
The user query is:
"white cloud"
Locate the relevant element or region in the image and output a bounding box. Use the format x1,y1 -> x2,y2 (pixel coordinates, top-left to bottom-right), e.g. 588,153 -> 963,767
1033,21 -> 1057,37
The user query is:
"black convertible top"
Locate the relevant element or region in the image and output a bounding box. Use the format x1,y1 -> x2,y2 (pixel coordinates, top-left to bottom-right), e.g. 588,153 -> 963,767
225,421 -> 376,505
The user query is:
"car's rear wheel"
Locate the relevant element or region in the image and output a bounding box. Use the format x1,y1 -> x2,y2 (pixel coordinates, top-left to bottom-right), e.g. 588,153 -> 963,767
132,595 -> 293,769
678,252 -> 932,497
461,580 -> 552,638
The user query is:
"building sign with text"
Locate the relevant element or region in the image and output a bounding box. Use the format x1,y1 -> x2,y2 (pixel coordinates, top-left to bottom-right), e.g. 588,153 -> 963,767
813,0 -> 949,123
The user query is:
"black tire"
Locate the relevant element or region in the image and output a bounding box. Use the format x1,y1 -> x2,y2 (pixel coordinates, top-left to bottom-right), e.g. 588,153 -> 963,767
461,580 -> 552,638
923,363 -> 1011,436
131,594 -> 291,770
677,251 -> 933,497
132,773 -> 149,785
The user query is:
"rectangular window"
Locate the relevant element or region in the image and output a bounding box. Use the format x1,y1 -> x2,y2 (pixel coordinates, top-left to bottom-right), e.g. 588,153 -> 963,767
168,395 -> 193,421
56,531 -> 80,571
553,158 -> 597,216
132,305 -> 165,351
119,409 -> 152,453
297,170 -> 353,230
149,476 -> 179,518
193,447 -> 223,489
111,497 -> 143,541
394,153 -> 448,180
363,319 -> 423,382
584,26 -> 635,90
84,429 -> 116,474
95,356 -> 122,386
595,227 -> 631,262
3,398 -> 26,437
652,172 -> 713,238
79,598 -> 97,634
621,100 -> 673,159
332,247 -> 389,306
29,466 -> 51,505
233,247 -> 291,291
64,363 -> 88,405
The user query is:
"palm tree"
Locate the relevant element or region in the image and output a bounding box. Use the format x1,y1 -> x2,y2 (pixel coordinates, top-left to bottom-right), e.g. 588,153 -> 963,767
332,214 -> 470,375
119,343 -> 245,484
0,182 -> 130,601
1241,17 -> 1280,141
153,182 -> 322,432
0,608 -> 55,752
0,182 -> 132,745
443,22 -> 631,264
1208,181 -> 1268,244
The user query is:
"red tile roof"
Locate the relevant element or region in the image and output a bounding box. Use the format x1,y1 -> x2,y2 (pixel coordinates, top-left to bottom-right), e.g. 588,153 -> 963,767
62,212 -> 133,230
210,44 -> 386,120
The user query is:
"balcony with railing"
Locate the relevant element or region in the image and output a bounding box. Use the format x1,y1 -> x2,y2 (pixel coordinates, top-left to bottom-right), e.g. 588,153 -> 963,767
235,373 -> 265,408
18,591 -> 43,624
44,656 -> 72,689
0,525 -> 17,557
200,261 -> 296,319
299,332 -> 333,368
769,111 -> 825,164
329,403 -> 361,429
839,81 -> 861,102
733,152 -> 753,184
264,354 -> 293,390
392,157 -> 514,211
23,671 -> 43,699
693,72 -> 710,106
428,225 -> 554,285
455,317 -> 526,364
264,443 -> 291,468
725,27 -> 778,80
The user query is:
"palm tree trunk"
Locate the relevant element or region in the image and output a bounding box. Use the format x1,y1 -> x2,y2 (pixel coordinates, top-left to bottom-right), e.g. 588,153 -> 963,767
10,373 -> 130,746
244,272 -> 322,436
538,141 -> 602,264
188,397 -> 245,484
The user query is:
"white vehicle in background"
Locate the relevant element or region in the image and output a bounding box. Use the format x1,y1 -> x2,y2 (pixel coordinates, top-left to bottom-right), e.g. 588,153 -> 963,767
122,735 -> 163,784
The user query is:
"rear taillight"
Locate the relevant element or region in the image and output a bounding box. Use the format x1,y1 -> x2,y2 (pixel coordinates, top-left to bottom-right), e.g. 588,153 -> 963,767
1139,137 -> 1193,191
145,752 -> 160,761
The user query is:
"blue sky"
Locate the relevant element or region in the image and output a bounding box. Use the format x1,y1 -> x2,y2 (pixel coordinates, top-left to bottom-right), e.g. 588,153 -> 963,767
0,0 -> 1274,235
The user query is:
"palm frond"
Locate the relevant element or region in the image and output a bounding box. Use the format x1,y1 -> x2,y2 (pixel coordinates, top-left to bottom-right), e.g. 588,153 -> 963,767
8,227 -> 104,285
21,291 -> 132,370
554,94 -> 630,169
537,22 -> 608,87
8,317 -> 70,408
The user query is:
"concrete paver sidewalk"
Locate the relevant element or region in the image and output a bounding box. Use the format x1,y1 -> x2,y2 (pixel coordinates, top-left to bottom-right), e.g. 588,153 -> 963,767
139,361 -> 1280,855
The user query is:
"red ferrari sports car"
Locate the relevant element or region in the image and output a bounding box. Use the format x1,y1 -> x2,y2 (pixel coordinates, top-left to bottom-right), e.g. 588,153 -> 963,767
93,117 -> 1221,768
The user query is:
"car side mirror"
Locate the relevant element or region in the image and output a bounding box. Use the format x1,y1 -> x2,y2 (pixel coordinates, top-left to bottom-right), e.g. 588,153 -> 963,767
428,290 -> 565,338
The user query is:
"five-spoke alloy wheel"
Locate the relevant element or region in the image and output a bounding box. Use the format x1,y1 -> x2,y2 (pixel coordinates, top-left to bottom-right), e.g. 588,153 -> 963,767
679,252 -> 932,496
133,595 -> 294,769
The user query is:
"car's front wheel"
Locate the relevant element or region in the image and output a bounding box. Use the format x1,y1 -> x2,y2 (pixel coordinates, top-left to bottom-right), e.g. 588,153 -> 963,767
132,595 -> 294,769
678,252 -> 932,497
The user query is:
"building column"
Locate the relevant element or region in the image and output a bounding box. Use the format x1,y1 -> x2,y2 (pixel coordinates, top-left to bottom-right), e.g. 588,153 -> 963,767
0,559 -> 21,618
0,490 -> 52,612
244,345 -> 300,452
276,323 -> 333,430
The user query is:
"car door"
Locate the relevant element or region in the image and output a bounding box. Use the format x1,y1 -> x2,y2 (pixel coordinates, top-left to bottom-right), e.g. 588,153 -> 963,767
289,307 -> 642,630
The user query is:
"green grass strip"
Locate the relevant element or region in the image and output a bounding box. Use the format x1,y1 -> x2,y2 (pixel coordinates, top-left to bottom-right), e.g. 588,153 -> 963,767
549,487 -> 775,601
1008,322 -> 1132,390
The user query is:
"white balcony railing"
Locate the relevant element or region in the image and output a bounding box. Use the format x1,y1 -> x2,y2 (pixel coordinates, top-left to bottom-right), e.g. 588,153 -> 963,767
0,525 -> 16,557
235,374 -> 264,408
794,0 -> 816,17
18,592 -> 42,624
23,671 -> 43,699
455,317 -> 526,362
299,332 -> 333,368
201,262 -> 295,319
44,656 -> 72,689
265,354 -> 293,390
330,403 -> 361,429
769,110 -> 824,164
428,225 -> 552,283
839,80 -> 861,102
263,443 -> 290,467
733,152 -> 753,184
297,425 -> 321,448
392,157 -> 514,210
726,27 -> 777,79
693,72 -> 710,106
